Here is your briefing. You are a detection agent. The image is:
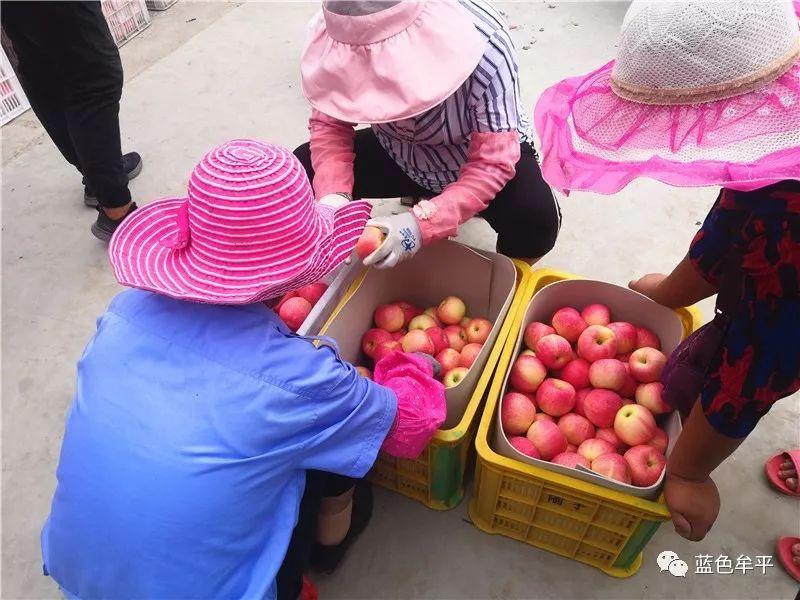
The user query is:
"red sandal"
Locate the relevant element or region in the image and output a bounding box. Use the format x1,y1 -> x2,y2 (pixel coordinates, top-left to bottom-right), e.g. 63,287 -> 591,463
764,449 -> 800,497
776,536 -> 800,583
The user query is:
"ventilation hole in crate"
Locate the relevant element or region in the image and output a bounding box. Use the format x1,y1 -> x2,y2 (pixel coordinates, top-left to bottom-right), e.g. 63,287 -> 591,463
575,543 -> 614,565
593,506 -> 638,531
493,516 -> 529,539
582,525 -> 627,550
499,475 -> 541,501
527,527 -> 579,554
495,496 -> 535,522
532,510 -> 585,537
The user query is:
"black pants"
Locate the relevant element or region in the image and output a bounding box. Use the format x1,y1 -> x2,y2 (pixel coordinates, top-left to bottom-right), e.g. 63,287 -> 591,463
2,1 -> 131,208
276,471 -> 353,600
294,129 -> 561,258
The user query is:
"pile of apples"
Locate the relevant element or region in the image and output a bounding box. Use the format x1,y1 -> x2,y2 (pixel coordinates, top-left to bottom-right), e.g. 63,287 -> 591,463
357,296 -> 494,388
275,282 -> 329,332
501,303 -> 671,488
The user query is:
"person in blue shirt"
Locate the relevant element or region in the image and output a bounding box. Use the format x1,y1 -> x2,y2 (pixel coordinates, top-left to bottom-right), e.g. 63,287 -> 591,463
41,140 -> 446,599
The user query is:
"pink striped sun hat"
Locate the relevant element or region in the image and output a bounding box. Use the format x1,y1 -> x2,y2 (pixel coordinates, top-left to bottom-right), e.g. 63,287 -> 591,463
534,0 -> 800,196
109,140 -> 372,304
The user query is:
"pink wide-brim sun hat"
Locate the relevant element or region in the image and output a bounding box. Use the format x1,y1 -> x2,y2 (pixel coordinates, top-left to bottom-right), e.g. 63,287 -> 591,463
109,140 -> 371,304
534,0 -> 800,196
301,0 -> 486,124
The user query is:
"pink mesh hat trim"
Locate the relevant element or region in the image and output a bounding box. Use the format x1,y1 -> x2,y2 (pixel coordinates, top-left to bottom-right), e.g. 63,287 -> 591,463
535,59 -> 800,195
109,140 -> 371,304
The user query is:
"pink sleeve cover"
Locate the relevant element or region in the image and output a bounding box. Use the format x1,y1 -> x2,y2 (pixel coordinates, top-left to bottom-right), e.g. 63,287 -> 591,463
308,109 -> 357,198
416,130 -> 520,244
373,352 -> 446,459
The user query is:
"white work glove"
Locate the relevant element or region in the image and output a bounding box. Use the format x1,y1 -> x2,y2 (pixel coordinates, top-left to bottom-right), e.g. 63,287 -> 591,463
318,193 -> 351,209
363,212 -> 423,269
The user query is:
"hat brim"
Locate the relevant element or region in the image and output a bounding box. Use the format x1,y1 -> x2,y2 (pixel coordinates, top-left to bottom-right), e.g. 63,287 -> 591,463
534,60 -> 800,195
108,197 -> 372,304
300,1 -> 486,124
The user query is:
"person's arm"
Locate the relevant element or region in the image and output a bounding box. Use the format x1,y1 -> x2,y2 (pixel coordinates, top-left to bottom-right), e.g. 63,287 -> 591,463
308,109 -> 356,199
629,254 -> 718,308
664,401 -> 744,541
414,131 -> 520,244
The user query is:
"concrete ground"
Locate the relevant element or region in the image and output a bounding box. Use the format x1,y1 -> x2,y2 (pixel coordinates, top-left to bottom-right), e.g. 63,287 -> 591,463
1,2 -> 798,598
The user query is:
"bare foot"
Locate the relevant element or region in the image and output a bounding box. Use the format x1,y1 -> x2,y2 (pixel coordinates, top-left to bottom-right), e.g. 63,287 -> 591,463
777,459 -> 798,491
793,543 -> 800,567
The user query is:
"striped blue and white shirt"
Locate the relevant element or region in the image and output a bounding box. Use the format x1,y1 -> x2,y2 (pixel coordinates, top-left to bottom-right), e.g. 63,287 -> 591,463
372,0 -> 531,194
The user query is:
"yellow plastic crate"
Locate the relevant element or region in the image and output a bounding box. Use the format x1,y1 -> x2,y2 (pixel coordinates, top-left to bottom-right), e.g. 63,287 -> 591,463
469,268 -> 702,575
319,260 -> 532,510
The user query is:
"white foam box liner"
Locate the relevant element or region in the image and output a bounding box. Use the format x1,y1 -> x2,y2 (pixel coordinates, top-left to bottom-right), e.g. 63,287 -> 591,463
493,279 -> 684,500
319,240 -> 518,429
296,260 -> 363,337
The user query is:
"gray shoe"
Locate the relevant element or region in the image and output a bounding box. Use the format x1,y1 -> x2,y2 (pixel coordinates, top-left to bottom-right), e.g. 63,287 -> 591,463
84,152 -> 143,207
91,203 -> 138,242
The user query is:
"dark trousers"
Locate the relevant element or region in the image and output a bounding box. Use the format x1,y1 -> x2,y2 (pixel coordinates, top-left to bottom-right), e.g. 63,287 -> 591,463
294,129 -> 561,258
2,1 -> 131,208
276,471 -> 354,600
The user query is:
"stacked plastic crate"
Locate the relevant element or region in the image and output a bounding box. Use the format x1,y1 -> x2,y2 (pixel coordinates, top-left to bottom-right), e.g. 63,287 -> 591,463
0,43 -> 29,126
101,0 -> 151,47
146,0 -> 178,10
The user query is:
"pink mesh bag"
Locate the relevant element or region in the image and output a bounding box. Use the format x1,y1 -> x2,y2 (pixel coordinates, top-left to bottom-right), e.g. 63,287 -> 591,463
534,1 -> 800,195
373,352 -> 446,459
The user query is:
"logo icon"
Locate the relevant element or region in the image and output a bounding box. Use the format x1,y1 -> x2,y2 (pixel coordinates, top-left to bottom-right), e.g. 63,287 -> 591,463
658,550 -> 688,577
399,227 -> 417,253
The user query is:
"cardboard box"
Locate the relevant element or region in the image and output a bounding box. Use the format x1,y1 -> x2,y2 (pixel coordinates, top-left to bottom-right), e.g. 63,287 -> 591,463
320,240 -> 518,429
493,278 -> 684,499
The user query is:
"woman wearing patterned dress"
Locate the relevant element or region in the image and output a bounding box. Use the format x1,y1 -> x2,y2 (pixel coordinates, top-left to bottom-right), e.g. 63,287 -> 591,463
295,0 -> 561,267
534,0 -> 800,579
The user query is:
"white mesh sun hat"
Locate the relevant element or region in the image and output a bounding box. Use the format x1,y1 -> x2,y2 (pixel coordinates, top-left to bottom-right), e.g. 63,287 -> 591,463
534,0 -> 800,195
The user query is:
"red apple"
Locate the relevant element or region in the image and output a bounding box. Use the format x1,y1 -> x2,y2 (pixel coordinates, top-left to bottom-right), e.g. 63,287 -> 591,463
465,318 -> 492,344
408,314 -> 438,331
624,445 -> 666,487
591,453 -> 632,484
501,391 -> 537,435
526,419 -> 568,461
581,303 -> 611,327
523,322 -> 556,351
373,304 -> 405,333
436,348 -> 462,375
374,340 -> 402,362
635,382 -> 670,414
424,307 -> 443,326
278,297 -> 312,332
614,404 -> 657,446
618,363 -> 638,399
551,306 -> 588,343
509,354 -> 547,393
443,366 -> 469,388
355,366 -> 372,379
355,226 -> 385,261
536,378 -> 576,417
577,325 -> 618,363
275,291 -> 297,312
361,328 -> 393,359
558,413 -> 595,446
616,352 -> 632,363
534,413 -> 555,424
508,435 -> 541,459
608,322 -> 637,355
628,347 -> 667,383
437,295 -> 467,326
520,349 -> 536,357
647,427 -> 669,454
400,329 -> 435,354
588,358 -> 627,391
566,443 -> 578,453
295,282 -> 328,305
459,316 -> 471,328
560,358 -> 591,391
443,325 -> 467,351
635,326 -> 661,350
596,427 -> 627,452
394,300 -> 422,327
391,329 -> 407,341
552,451 -> 590,469
535,334 -> 573,371
583,389 -> 623,428
425,327 -> 449,355
460,343 -> 483,369
577,438 -> 617,463
573,388 -> 591,417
